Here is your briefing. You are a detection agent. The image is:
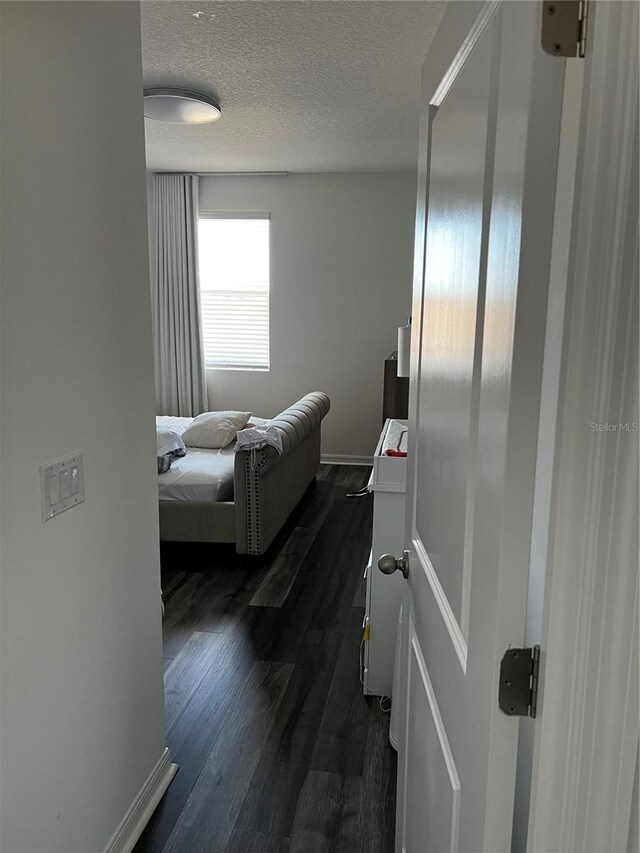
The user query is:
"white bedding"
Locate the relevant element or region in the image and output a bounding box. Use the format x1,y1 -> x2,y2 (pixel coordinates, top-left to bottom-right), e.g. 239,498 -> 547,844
156,416 -> 235,503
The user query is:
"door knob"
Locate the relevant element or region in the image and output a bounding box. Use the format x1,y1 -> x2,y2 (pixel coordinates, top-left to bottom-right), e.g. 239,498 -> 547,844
378,551 -> 410,579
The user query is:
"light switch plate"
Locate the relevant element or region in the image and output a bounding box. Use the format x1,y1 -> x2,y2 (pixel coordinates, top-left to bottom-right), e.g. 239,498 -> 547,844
40,452 -> 85,522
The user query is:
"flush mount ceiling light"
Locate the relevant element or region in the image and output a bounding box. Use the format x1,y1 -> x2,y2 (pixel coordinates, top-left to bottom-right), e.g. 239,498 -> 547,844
143,88 -> 221,124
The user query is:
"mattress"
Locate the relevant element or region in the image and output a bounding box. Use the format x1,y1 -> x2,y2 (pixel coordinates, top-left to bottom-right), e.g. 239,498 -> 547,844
156,416 -> 235,503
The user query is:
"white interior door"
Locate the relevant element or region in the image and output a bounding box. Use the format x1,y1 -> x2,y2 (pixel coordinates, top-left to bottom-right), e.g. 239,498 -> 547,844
395,3 -> 568,851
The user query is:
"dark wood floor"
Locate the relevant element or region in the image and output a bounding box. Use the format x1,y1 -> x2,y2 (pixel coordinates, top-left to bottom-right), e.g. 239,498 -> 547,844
135,465 -> 397,853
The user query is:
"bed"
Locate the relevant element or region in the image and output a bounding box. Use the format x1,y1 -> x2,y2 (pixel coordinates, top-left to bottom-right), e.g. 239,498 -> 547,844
157,391 -> 330,555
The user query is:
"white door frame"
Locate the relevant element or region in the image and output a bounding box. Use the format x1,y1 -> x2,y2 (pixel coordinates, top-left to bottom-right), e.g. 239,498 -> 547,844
526,2 -> 639,850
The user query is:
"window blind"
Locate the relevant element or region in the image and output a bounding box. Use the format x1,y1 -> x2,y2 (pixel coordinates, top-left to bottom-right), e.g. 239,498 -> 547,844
198,216 -> 270,370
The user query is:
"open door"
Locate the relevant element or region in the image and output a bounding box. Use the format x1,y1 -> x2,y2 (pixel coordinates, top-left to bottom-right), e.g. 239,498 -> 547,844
390,3 -> 570,850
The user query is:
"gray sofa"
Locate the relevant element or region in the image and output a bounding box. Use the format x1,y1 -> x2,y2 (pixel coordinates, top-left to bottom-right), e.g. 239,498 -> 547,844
158,391 -> 330,555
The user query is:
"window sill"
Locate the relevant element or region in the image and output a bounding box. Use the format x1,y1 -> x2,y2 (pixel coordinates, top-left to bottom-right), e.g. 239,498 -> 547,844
206,366 -> 270,373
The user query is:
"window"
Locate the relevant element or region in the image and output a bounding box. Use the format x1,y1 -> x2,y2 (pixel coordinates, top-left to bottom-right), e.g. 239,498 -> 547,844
197,215 -> 270,370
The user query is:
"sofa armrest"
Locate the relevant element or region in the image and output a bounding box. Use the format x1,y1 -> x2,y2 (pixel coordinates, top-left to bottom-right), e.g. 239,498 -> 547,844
234,392 -> 330,554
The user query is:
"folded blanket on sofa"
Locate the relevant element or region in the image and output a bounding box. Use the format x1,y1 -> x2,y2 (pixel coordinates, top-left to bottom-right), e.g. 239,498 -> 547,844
235,424 -> 283,469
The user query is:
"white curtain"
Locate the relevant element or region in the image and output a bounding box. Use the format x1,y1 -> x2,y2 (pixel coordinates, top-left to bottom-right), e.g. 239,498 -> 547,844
151,173 -> 209,416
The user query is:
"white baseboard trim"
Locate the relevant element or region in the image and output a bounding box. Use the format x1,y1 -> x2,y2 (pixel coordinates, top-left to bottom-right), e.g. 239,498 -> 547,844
321,454 -> 373,466
104,748 -> 177,853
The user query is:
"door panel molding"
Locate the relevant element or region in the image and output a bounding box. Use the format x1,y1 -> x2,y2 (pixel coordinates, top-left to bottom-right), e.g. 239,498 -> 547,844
413,537 -> 468,672
432,0 -> 500,107
412,10 -> 496,653
402,617 -> 461,853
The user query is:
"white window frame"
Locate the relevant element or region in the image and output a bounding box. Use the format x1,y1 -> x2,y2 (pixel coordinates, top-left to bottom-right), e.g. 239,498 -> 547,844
198,212 -> 271,372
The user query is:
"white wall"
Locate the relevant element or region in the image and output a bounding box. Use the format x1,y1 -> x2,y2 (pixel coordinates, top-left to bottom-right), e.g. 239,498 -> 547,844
198,172 -> 415,459
0,4 -> 166,852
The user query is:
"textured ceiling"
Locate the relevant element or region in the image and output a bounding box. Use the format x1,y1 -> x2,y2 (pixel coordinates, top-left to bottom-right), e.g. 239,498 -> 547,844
141,1 -> 445,173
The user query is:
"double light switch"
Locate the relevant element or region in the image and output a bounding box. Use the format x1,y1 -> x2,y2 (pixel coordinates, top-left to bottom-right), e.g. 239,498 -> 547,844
40,453 -> 85,522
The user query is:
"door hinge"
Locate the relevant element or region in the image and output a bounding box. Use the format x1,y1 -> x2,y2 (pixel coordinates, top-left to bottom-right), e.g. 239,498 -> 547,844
541,1 -> 588,58
498,645 -> 540,718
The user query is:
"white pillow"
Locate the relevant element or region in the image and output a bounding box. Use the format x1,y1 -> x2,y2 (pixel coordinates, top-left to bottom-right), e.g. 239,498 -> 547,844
181,411 -> 251,449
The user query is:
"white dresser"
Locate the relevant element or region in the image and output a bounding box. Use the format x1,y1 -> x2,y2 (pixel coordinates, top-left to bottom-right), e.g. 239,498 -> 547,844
362,419 -> 408,697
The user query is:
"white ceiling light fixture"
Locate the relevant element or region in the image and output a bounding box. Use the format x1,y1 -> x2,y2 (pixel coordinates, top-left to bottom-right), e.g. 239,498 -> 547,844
143,88 -> 221,124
